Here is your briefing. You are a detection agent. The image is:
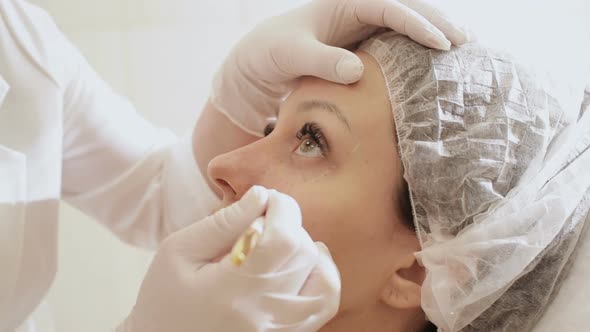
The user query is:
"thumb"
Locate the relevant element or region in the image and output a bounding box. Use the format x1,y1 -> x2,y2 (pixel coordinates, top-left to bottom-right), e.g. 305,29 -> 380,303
299,242 -> 341,299
291,39 -> 364,84
264,242 -> 341,332
177,185 -> 269,261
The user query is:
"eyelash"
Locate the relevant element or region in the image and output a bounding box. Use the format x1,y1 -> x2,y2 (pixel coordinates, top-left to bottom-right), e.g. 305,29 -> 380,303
263,123 -> 275,137
263,122 -> 330,155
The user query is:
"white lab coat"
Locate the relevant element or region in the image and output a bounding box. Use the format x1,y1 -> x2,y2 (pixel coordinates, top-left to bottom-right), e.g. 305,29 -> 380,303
0,0 -> 219,330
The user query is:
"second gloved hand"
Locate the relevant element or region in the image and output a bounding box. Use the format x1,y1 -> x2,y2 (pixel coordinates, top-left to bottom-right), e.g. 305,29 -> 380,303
117,186 -> 340,332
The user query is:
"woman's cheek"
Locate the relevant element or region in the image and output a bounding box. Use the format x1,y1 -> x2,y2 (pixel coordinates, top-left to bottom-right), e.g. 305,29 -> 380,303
269,162 -> 334,198
298,197 -> 340,242
299,159 -> 338,184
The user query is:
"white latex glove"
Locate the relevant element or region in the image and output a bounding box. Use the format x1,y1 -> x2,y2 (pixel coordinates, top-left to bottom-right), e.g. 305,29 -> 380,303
211,0 -> 472,136
117,186 -> 340,332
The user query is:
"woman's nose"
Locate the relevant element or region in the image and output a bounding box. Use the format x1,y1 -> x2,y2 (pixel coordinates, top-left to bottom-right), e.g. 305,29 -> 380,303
207,143 -> 269,204
213,177 -> 237,202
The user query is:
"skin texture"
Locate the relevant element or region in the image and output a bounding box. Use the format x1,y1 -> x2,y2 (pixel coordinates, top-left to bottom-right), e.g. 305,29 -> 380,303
194,52 -> 427,332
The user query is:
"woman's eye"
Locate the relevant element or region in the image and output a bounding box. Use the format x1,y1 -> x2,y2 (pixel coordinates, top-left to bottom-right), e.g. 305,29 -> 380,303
295,138 -> 323,158
294,122 -> 329,158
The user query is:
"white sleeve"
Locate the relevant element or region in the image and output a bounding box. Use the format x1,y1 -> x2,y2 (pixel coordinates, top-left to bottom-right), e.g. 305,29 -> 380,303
55,13 -> 219,248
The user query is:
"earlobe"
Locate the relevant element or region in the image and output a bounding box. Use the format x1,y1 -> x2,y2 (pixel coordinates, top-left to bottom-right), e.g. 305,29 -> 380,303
380,254 -> 424,310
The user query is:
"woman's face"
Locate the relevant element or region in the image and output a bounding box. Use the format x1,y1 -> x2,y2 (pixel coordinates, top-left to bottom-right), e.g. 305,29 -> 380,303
208,52 -> 422,322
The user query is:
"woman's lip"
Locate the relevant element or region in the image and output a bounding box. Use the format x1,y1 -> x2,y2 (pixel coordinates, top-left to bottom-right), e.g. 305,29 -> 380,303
209,198 -> 238,216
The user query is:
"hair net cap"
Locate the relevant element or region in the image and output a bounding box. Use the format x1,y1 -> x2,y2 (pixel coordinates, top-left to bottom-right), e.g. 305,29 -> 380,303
359,32 -> 590,331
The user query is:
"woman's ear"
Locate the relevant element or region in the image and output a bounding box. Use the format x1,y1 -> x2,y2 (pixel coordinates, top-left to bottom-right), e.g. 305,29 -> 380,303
380,252 -> 424,309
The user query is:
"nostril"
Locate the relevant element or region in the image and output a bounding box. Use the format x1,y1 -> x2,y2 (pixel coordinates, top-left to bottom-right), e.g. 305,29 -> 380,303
215,178 -> 237,197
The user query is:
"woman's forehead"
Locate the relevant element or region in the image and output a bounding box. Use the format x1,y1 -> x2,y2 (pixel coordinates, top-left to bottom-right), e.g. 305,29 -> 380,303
283,53 -> 392,131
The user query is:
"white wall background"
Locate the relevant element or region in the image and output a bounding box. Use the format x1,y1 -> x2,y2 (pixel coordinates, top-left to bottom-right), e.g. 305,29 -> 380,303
19,0 -> 589,331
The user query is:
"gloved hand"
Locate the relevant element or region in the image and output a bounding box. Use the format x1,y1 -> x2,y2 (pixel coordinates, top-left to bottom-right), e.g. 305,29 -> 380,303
117,186 -> 340,332
211,0 -> 472,136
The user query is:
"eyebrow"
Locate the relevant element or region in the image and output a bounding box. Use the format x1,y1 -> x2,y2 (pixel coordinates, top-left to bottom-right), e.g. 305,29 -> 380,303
296,99 -> 351,131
